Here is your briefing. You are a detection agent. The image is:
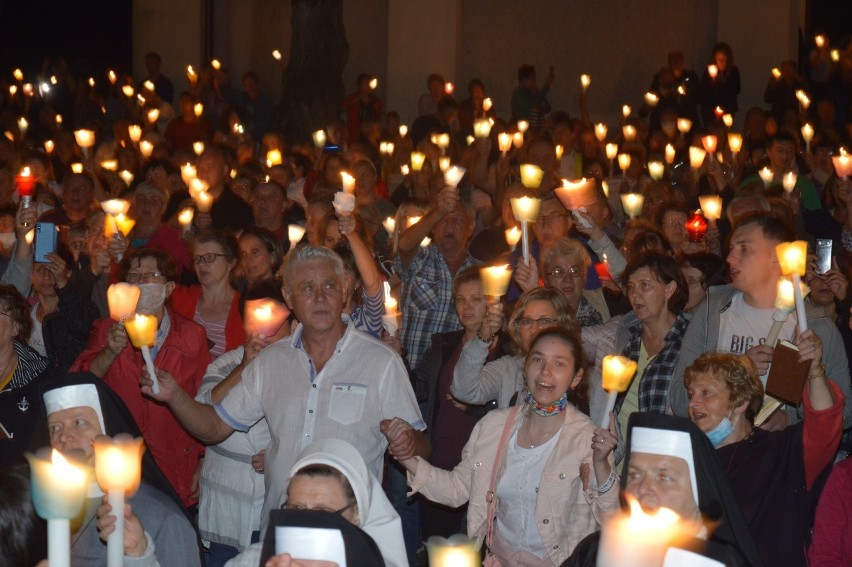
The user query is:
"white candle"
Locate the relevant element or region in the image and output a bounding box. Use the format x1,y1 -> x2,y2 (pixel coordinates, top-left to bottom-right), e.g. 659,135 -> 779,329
776,241 -> 809,333
595,123 -> 608,142
288,224 -> 306,249
600,355 -> 638,428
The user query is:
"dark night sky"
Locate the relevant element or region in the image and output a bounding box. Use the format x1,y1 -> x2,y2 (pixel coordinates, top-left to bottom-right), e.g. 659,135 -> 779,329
0,0 -> 132,79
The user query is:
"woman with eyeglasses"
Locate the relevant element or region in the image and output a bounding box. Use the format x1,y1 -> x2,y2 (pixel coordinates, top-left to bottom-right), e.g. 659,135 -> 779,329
592,252 -> 690,441
171,230 -> 243,359
226,439 -> 408,567
70,248 -> 211,508
451,287 -> 575,409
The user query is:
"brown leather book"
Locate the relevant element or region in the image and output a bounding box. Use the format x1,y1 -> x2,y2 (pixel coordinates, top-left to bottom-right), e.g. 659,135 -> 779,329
766,340 -> 811,406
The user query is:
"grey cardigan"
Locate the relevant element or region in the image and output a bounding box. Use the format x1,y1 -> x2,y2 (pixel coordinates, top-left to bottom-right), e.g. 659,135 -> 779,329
669,284 -> 852,430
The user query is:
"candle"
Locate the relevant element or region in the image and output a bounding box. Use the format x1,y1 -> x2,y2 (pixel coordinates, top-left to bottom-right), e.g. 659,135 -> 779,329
444,165 -> 466,188
727,132 -> 743,156
101,199 -> 131,216
677,118 -> 692,134
497,132 -> 512,155
146,108 -> 160,124
517,120 -> 529,134
698,195 -> 723,221
244,299 -> 290,336
600,355 -> 638,427
685,210 -> 708,242
512,131 -> 525,149
815,34 -> 826,48
473,118 -> 492,138
722,113 -> 734,128
114,213 -> 136,237
708,64 -> 718,79
288,224 -> 306,249
438,156 -> 451,172
125,124 -> 141,144
410,151 -> 426,171
186,65 -> 197,83
782,171 -> 797,193
596,253 -> 612,281
383,292 -> 400,336
519,164 -> 544,189
125,314 -> 161,393
27,449 -> 89,567
795,90 -> 810,110
93,435 -> 145,567
801,124 -> 814,153
617,153 -> 632,173
595,123 -> 608,142
621,193 -> 644,219
15,166 -> 35,208
267,149 -> 282,166
407,216 -> 422,228
580,73 -> 591,92
511,197 -> 541,265
13,68 -> 23,82
434,133 -> 450,151
425,534 -> 480,567
597,497 -> 683,567
195,190 -> 213,213
379,141 -> 388,155
776,240 -> 809,333
400,164 -> 410,175
644,92 -> 659,107
399,124 -> 408,137
482,97 -> 493,112
369,77 -> 378,90
211,58 -> 222,70
555,145 -> 564,160
444,82 -> 454,95
139,140 -> 154,158
648,161 -> 664,181
382,217 -> 396,237
121,84 -> 134,97
504,226 -> 521,250
74,128 -> 95,149
272,49 -> 282,60
554,177 -> 596,210
831,49 -> 840,62
701,135 -> 718,154
601,181 -> 609,198
99,159 -> 118,172
688,146 -> 706,169
45,139 -> 55,154
178,208 -> 194,234
17,116 -> 28,137
622,105 -> 632,118
758,167 -> 774,188
480,265 -> 513,299
623,125 -> 637,142
420,237 -> 431,247
664,144 -> 676,164
119,170 -> 134,186
769,279 -> 809,347
832,152 -> 852,179
312,130 -> 327,148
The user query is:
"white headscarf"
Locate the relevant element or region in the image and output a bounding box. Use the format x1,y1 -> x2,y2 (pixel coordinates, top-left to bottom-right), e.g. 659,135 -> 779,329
288,439 -> 408,567
43,383 -> 106,433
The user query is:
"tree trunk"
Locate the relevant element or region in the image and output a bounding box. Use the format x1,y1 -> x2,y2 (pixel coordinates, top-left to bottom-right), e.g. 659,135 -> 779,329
275,0 -> 348,144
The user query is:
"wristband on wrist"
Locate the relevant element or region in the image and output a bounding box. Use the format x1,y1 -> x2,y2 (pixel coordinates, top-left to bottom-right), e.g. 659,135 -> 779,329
593,469 -> 617,493
476,329 -> 494,344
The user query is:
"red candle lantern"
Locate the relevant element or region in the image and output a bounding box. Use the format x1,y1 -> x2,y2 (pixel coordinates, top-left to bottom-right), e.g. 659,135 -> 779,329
15,166 -> 35,208
685,210 -> 708,242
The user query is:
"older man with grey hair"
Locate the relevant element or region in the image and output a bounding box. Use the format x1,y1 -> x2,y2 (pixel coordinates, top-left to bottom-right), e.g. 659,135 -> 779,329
140,245 -> 428,535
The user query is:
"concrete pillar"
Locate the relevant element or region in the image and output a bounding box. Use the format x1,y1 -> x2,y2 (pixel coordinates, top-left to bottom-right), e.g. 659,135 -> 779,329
387,0 -> 461,123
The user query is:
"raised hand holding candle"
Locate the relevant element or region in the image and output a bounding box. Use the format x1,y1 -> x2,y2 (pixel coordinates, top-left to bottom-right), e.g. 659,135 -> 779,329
480,265 -> 513,300
554,177 -> 596,211
510,197 -> 541,265
93,435 -> 145,567
288,224 -> 306,250
244,299 -> 290,337
600,355 -> 638,428
505,226 -> 521,251
124,314 -> 160,394
108,283 -> 141,322
776,240 -> 809,333
620,193 -> 644,220
27,449 -> 89,567
767,278 -> 808,346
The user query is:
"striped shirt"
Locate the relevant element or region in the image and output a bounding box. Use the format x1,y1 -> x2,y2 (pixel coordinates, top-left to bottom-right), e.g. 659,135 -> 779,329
194,308 -> 227,359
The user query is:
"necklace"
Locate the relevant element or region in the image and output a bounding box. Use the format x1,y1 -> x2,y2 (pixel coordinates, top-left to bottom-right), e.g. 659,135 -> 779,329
521,415 -> 561,449
521,388 -> 569,417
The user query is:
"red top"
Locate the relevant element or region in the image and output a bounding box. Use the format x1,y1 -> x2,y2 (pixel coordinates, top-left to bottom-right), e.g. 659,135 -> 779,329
70,310 -> 211,506
170,284 -> 244,353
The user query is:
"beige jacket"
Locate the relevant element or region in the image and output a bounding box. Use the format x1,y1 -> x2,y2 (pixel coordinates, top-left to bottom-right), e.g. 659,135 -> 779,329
408,405 -> 619,565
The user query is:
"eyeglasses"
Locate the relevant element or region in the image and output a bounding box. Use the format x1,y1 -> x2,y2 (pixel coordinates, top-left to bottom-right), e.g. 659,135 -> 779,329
546,266 -> 583,280
193,253 -> 228,265
125,271 -> 164,284
515,317 -> 558,329
280,501 -> 356,516
538,213 -> 568,226
68,241 -> 87,251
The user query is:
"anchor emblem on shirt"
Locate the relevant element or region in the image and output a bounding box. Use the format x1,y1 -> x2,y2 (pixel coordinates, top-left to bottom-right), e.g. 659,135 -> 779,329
17,397 -> 29,412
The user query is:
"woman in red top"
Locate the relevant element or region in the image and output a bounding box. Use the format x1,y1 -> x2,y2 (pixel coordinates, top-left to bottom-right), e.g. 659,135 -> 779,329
70,248 -> 211,507
171,230 -> 243,358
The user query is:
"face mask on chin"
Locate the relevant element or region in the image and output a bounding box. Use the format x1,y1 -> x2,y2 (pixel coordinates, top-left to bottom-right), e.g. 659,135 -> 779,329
706,412 -> 737,447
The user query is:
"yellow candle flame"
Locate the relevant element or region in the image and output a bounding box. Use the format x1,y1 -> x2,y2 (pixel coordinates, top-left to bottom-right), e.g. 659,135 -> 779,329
701,135 -> 718,154
620,193 -> 644,218
124,313 -> 157,348
519,164 -> 544,189
119,170 -> 134,186
480,265 -> 513,298
288,224 -> 306,244
644,92 -> 659,107
648,161 -> 664,181
399,125 -> 408,137
505,226 -> 522,247
178,208 -> 194,227
410,151 -> 426,171
517,120 -> 529,133
602,354 -> 638,391
688,146 -> 706,169
728,132 -> 743,153
312,130 -> 327,148
383,217 -> 396,235
677,118 -> 692,133
776,240 -> 808,276
618,153 -> 632,171
498,132 -> 513,153
510,196 -> 541,222
44,140 -> 54,153
272,49 -> 282,60
605,143 -> 618,160
93,435 -> 145,493
438,156 -> 451,172
595,123 -> 608,142
122,84 -> 134,97
580,74 -> 591,90
698,195 -> 723,220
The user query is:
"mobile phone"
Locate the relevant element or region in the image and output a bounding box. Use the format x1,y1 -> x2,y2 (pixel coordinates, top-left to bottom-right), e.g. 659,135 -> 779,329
815,239 -> 832,275
34,222 -> 57,263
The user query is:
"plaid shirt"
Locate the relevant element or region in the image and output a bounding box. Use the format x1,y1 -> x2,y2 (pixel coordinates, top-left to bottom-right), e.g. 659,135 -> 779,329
395,245 -> 480,369
619,311 -> 690,414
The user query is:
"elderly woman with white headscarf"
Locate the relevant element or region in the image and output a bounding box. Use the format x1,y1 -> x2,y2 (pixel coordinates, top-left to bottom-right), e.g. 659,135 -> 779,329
226,439 -> 407,567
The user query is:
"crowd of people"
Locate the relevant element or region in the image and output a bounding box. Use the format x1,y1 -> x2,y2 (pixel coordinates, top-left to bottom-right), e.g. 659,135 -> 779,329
1,32 -> 852,567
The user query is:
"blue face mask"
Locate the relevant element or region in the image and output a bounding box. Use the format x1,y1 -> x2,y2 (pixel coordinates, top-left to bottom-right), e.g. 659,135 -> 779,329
706,416 -> 735,447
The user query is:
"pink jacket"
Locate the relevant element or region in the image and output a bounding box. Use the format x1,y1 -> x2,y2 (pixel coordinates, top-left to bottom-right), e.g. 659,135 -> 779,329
408,405 -> 618,565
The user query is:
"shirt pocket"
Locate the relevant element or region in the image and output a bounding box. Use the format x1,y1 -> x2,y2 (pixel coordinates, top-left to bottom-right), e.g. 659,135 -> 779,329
540,464 -> 583,521
328,383 -> 368,425
410,275 -> 441,311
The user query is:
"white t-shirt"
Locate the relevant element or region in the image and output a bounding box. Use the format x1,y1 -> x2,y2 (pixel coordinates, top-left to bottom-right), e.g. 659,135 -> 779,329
717,291 -> 798,380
